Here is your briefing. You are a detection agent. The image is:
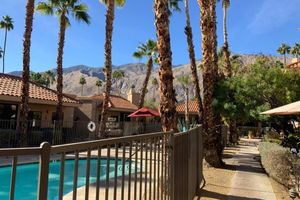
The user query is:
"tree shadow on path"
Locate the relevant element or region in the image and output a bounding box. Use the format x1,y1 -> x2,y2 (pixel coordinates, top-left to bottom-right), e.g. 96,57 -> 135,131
195,189 -> 263,200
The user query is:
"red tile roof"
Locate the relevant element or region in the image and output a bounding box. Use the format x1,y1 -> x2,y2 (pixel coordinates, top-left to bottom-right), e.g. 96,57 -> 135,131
0,73 -> 79,104
176,100 -> 199,114
77,94 -> 138,112
288,61 -> 300,69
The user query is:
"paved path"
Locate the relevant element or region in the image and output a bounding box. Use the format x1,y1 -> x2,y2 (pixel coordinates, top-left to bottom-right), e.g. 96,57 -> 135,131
228,139 -> 276,200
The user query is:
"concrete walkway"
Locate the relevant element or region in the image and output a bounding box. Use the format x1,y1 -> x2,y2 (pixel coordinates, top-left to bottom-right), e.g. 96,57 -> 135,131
228,139 -> 276,200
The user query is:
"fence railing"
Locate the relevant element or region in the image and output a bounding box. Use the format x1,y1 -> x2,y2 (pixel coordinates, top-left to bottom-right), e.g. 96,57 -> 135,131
0,126 -> 203,200
0,120 -> 162,148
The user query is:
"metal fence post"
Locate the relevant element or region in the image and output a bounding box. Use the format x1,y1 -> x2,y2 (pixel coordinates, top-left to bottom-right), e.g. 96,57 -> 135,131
169,131 -> 175,200
37,142 -> 51,200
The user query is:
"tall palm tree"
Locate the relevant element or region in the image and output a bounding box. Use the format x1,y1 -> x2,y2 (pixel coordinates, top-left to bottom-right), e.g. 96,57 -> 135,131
112,69 -> 125,95
99,0 -> 125,138
151,77 -> 159,102
0,47 -> 3,61
154,0 -> 178,132
183,0 -> 203,124
36,0 -> 90,123
96,79 -> 102,94
277,43 -> 290,65
220,0 -> 231,77
133,39 -> 158,108
79,76 -> 86,96
290,43 -> 300,59
19,0 -> 35,147
0,15 -> 14,73
43,70 -> 55,87
198,0 -> 223,167
178,74 -> 191,129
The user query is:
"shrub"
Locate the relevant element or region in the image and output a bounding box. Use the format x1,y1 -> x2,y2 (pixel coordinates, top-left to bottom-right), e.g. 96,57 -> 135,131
258,142 -> 293,187
282,134 -> 300,151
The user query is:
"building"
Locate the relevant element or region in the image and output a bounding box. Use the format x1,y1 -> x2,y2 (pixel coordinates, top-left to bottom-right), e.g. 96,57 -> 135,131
287,58 -> 300,73
176,100 -> 200,124
0,73 -> 80,128
75,93 -> 138,124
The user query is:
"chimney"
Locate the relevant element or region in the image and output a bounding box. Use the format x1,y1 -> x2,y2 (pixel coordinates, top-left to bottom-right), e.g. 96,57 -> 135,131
127,88 -> 140,106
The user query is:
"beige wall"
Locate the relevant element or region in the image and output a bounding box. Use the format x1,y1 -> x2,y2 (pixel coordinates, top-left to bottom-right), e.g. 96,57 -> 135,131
27,104 -> 74,128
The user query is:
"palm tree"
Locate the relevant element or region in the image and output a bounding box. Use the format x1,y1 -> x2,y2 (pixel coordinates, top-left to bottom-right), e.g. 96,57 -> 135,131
36,0 -> 90,123
96,79 -> 103,94
151,77 -> 159,102
133,39 -> 158,108
19,0 -> 35,147
0,47 -> 3,61
43,70 -> 55,87
220,0 -> 231,77
178,74 -> 191,129
99,0 -> 125,138
0,15 -> 14,73
290,43 -> 300,59
79,76 -> 86,96
277,43 -> 290,65
112,69 -> 125,95
198,0 -> 223,167
153,0 -> 179,132
183,0 -> 203,124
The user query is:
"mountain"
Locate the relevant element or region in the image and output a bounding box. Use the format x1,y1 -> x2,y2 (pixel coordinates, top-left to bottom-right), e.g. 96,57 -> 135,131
8,54 -> 291,102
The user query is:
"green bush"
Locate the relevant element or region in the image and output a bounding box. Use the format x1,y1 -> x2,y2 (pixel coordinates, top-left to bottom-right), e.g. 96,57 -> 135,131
282,134 -> 300,150
258,142 -> 293,187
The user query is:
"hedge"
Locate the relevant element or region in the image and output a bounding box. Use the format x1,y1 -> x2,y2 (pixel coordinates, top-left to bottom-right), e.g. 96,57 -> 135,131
258,142 -> 293,187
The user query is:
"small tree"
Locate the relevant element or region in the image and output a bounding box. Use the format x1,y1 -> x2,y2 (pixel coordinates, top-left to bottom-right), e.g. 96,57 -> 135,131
177,74 -> 191,129
95,79 -> 102,94
43,70 -> 55,87
79,76 -> 86,96
112,70 -> 125,95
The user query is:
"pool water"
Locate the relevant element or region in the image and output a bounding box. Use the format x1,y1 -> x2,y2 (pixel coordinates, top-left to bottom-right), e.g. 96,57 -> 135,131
0,158 -> 130,200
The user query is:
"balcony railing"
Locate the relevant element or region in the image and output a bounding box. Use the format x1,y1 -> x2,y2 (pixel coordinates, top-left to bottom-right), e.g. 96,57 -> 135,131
0,126 -> 203,200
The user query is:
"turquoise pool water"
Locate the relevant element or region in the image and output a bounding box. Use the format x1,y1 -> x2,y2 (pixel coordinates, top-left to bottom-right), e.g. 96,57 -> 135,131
0,158 -> 129,200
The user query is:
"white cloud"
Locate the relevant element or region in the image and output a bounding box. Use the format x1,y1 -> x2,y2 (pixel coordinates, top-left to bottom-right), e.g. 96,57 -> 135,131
248,0 -> 300,34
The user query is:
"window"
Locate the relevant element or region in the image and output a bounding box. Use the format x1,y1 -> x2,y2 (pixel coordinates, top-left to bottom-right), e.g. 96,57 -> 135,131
0,104 -> 17,120
52,112 -> 64,122
28,111 -> 42,121
28,111 -> 42,128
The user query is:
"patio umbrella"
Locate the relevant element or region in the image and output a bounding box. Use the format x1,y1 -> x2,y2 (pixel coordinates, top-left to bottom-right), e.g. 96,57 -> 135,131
128,107 -> 160,117
261,101 -> 300,115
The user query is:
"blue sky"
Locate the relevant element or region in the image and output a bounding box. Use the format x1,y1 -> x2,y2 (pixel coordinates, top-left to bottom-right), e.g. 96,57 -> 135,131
0,0 -> 300,72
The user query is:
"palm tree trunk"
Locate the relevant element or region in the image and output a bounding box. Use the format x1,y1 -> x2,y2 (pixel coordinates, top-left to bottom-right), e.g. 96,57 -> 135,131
184,0 -> 203,124
185,87 -> 190,129
154,0 -> 178,132
81,84 -> 83,96
284,53 -> 286,65
2,28 -> 7,73
99,0 -> 114,138
19,0 -> 35,147
198,0 -> 223,167
139,57 -> 153,108
229,119 -> 237,144
56,14 -> 66,125
223,7 -> 231,77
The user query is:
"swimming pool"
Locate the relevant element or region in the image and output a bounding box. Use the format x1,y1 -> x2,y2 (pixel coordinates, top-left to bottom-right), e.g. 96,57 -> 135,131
0,158 -> 130,200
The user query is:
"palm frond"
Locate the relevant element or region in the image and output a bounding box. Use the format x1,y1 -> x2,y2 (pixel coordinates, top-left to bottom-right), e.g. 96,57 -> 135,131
36,2 -> 54,15
73,4 -> 90,24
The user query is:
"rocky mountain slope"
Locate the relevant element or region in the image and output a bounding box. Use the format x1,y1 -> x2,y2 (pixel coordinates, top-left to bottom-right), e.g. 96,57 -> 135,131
9,54 -> 290,102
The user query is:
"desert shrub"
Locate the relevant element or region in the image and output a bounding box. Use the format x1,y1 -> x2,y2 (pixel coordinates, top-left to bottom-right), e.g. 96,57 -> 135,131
258,142 -> 293,187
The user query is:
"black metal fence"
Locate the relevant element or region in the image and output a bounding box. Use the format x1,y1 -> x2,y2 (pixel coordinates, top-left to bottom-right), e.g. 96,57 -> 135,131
0,126 -> 204,200
0,120 -> 162,148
